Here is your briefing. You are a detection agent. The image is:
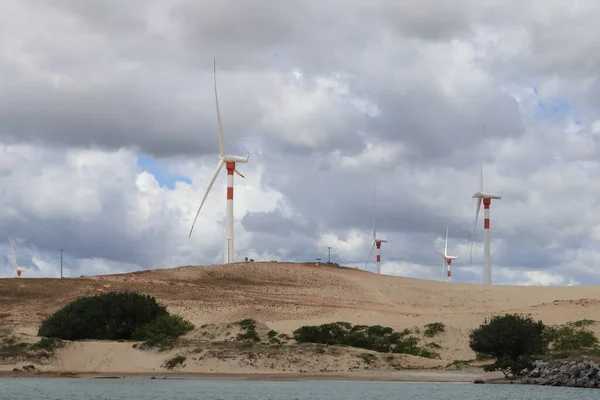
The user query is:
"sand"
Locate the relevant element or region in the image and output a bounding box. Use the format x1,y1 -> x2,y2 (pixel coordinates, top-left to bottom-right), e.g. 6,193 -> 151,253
1,261 -> 599,381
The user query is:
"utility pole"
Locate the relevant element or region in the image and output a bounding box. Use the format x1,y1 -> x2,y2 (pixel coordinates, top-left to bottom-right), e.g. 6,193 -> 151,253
327,246 -> 332,263
60,249 -> 64,278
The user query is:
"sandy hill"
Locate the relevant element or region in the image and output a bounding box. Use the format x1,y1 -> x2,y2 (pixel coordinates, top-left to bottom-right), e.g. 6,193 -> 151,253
1,262 -> 600,377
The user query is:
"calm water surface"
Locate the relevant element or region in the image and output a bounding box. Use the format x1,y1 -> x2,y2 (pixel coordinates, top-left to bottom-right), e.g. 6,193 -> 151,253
0,378 -> 598,400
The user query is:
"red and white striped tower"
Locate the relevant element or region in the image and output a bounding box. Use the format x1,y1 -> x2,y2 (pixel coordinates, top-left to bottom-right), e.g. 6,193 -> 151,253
375,240 -> 382,274
469,125 -> 503,284
437,225 -> 457,282
482,197 -> 491,284
226,161 -> 236,263
470,182 -> 502,285
189,59 -> 249,264
366,186 -> 387,274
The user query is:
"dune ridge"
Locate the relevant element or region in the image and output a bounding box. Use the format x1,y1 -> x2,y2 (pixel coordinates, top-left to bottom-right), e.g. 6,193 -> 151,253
1,262 -> 599,380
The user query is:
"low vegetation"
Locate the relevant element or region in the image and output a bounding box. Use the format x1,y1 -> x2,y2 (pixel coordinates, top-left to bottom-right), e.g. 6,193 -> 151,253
0,335 -> 64,360
29,337 -> 64,354
0,335 -> 28,358
292,322 -> 440,358
37,291 -> 194,350
543,321 -> 598,353
423,322 -> 446,338
237,319 -> 260,342
163,355 -> 186,370
469,314 -> 600,379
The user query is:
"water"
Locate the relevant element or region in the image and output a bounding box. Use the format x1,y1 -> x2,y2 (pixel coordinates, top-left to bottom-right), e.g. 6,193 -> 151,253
0,378 -> 598,399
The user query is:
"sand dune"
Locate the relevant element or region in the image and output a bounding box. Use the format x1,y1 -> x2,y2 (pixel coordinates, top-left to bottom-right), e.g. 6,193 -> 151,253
1,262 -> 600,378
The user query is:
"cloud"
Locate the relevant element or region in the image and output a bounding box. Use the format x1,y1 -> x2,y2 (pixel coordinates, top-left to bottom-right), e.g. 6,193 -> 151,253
1,0 -> 600,287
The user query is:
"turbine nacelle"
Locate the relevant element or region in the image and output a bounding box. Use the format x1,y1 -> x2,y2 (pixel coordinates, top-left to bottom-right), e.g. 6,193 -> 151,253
437,248 -> 458,259
472,191 -> 502,200
374,238 -> 387,243
437,249 -> 457,259
221,154 -> 249,164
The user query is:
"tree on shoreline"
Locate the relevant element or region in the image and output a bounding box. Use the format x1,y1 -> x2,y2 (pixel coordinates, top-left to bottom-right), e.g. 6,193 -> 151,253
469,313 -> 547,378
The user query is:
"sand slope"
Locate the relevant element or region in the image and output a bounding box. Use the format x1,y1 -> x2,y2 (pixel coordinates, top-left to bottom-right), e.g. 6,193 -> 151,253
1,262 -> 600,376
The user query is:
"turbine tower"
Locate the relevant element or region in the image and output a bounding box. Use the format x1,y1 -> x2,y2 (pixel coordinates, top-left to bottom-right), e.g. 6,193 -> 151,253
189,59 -> 249,264
365,186 -> 387,274
436,225 -> 457,282
9,239 -> 30,278
469,130 -> 502,285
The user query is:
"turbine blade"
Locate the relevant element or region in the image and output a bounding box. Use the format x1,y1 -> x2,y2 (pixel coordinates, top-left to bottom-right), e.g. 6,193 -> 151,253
442,257 -> 446,280
9,239 -> 17,269
469,198 -> 482,264
234,168 -> 245,179
372,185 -> 376,239
480,124 -> 485,192
189,160 -> 225,238
365,241 -> 376,270
444,225 -> 448,256
214,58 -> 225,158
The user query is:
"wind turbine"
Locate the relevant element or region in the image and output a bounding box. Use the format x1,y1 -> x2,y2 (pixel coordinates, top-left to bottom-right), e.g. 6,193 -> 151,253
188,59 -> 250,264
365,186 -> 387,274
9,239 -> 30,278
469,127 -> 502,285
436,225 -> 457,282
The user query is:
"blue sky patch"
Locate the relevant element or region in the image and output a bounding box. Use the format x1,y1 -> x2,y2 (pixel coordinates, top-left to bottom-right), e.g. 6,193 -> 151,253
536,97 -> 571,117
137,154 -> 192,189
532,86 -> 572,119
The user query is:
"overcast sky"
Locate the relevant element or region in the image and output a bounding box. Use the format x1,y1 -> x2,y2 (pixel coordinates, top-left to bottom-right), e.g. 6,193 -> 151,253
1,0 -> 599,286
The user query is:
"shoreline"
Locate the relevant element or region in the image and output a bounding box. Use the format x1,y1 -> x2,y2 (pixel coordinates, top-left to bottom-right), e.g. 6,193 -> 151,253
0,369 -> 506,383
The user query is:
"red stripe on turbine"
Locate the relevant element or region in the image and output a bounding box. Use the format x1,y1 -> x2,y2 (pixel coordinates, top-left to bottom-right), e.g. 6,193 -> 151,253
484,218 -> 490,229
226,161 -> 235,175
447,270 -> 451,277
483,198 -> 491,208
227,187 -> 233,200
376,255 -> 381,262
17,270 -> 21,277
375,242 -> 381,249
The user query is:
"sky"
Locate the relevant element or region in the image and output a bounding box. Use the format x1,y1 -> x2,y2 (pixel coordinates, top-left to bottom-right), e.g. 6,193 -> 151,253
1,0 -> 600,286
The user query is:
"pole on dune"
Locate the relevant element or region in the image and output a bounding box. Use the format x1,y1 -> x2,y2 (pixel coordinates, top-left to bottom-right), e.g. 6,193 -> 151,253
327,246 -> 332,263
60,248 -> 64,278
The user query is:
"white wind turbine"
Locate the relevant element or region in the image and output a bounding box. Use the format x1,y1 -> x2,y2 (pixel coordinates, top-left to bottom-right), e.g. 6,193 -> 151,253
365,186 -> 387,274
469,128 -> 502,285
189,59 -> 250,264
436,225 -> 457,282
9,239 -> 30,278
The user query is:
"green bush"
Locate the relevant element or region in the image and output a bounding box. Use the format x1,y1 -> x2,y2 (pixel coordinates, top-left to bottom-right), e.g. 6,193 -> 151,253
163,355 -> 186,370
469,313 -> 547,362
572,319 -> 596,327
544,322 -> 598,352
37,291 -> 193,344
423,322 -> 445,338
29,337 -> 64,353
292,322 -> 439,358
469,314 -> 548,379
38,292 -> 166,340
133,315 -> 194,341
237,319 -> 260,342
